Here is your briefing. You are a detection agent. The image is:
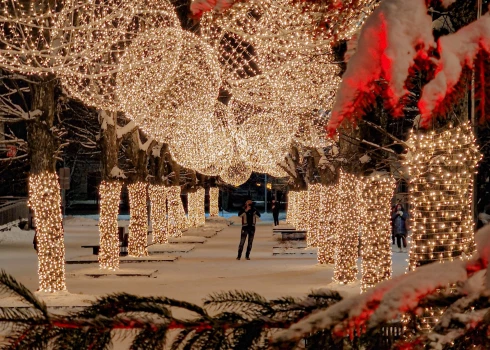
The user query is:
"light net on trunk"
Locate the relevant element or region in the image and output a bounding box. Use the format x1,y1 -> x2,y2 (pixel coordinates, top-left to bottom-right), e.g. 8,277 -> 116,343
128,182 -> 148,257
98,180 -> 122,270
361,175 -> 395,292
209,188 -> 220,217
187,188 -> 206,228
286,190 -> 299,226
334,171 -> 365,284
405,123 -> 480,272
317,183 -> 340,265
306,184 -> 323,248
28,172 -> 66,292
165,186 -> 187,237
149,184 -> 168,244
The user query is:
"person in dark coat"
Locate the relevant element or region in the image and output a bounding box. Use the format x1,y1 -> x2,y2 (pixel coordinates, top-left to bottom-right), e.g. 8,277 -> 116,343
391,204 -> 408,253
272,198 -> 279,226
237,200 -> 261,260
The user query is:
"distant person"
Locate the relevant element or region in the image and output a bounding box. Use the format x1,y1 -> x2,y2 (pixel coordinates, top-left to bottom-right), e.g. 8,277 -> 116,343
237,200 -> 261,260
392,204 -> 408,253
272,199 -> 279,226
390,205 -> 397,245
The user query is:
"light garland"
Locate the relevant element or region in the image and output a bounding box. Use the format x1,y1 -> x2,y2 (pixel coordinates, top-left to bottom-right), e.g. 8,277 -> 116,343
149,184 -> 168,244
209,188 -> 220,217
127,182 -> 149,257
165,186 -> 188,237
404,122 -> 481,272
28,172 -> 66,292
361,174 -> 395,292
317,183 -> 340,265
187,188 -> 206,228
98,180 -> 123,270
333,171 -> 365,284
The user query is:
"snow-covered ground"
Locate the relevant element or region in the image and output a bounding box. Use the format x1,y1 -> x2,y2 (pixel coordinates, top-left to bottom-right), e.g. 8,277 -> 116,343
0,216 -> 408,306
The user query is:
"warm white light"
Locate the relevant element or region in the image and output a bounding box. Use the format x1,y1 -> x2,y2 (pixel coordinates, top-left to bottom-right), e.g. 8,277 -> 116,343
98,181 -> 122,270
149,184 -> 168,244
128,182 -> 148,257
209,188 -> 220,217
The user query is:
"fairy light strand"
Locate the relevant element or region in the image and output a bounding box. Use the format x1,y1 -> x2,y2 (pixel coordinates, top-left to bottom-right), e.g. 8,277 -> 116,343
149,184 -> 168,245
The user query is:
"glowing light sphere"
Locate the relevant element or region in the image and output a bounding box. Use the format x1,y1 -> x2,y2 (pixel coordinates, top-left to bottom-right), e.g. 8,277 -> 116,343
209,188 -> 220,217
128,182 -> 149,257
28,172 -> 66,292
220,160 -> 252,187
334,171 -> 365,284
98,180 -> 123,270
361,174 -> 395,292
121,30 -> 221,142
149,184 -> 168,244
59,0 -> 182,111
405,122 -> 481,272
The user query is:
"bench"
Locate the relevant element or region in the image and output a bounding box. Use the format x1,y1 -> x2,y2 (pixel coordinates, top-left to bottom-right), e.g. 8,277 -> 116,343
276,230 -> 306,241
81,227 -> 129,256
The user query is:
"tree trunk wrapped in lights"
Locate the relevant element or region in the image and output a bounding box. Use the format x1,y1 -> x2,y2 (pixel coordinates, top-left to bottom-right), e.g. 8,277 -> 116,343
296,191 -> 309,231
128,182 -> 149,257
286,190 -> 299,225
187,188 -> 205,228
209,187 -> 219,217
405,123 -> 481,272
317,184 -> 340,265
306,184 -> 323,248
98,181 -> 123,269
361,174 -> 395,292
28,172 -> 66,292
166,186 -> 187,237
334,172 -> 365,284
149,184 -> 168,244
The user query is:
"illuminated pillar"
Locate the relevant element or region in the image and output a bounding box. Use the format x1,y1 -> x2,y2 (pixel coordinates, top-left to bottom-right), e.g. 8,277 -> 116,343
98,180 -> 122,269
128,182 -> 148,257
317,184 -> 339,265
188,188 -> 205,228
28,172 -> 66,292
166,186 -> 187,237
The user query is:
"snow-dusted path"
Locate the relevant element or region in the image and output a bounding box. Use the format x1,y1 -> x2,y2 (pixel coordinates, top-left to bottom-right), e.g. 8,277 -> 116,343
0,219 -> 409,305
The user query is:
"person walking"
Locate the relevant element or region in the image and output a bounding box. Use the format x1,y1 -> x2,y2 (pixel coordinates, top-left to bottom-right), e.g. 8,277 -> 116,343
272,198 -> 279,226
237,200 -> 261,260
390,205 -> 396,245
391,204 -> 408,253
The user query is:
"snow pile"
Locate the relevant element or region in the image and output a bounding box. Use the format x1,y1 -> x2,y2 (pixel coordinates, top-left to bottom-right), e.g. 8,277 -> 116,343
64,216 -> 98,226
0,227 -> 34,244
327,0 -> 435,134
419,13 -> 490,125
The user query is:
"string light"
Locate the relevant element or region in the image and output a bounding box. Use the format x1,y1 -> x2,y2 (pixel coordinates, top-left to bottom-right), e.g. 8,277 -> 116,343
286,190 -> 299,227
98,181 -> 123,270
187,188 -> 206,228
333,171 -> 365,284
165,186 -> 188,237
209,188 -> 220,217
306,184 -> 322,247
149,184 -> 168,244
361,174 -> 395,292
127,182 -> 148,257
404,122 -> 481,271
317,183 -> 340,265
28,172 -> 66,292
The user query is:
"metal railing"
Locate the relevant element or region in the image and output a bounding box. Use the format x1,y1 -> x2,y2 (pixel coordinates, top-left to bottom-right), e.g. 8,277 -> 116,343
0,200 -> 29,227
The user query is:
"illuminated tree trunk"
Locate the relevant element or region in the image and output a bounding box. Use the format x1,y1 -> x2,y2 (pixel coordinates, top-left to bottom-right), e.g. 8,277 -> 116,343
27,79 -> 66,292
209,187 -> 219,217
188,188 -> 205,228
317,184 -> 339,265
98,111 -> 122,269
361,176 -> 395,292
149,184 -> 167,244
